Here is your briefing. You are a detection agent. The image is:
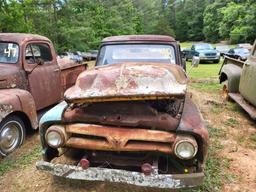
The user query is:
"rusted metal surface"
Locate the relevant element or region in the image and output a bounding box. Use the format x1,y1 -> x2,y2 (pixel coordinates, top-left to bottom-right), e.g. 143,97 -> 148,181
65,123 -> 176,153
0,64 -> 28,90
59,64 -> 87,95
229,93 -> 256,120
63,99 -> 182,131
177,94 -> 209,163
64,62 -> 187,103
0,89 -> 38,129
0,32 -> 86,126
102,35 -> 175,43
36,160 -> 204,189
0,33 -> 50,46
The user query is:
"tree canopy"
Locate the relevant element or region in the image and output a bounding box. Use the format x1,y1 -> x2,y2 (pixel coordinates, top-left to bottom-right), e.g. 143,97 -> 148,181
0,0 -> 255,52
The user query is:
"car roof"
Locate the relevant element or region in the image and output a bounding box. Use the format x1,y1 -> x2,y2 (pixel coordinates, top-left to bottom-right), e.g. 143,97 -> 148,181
0,33 -> 51,45
102,35 -> 175,43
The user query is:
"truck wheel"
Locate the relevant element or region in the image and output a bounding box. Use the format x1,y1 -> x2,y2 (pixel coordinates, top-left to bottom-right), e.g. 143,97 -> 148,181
213,59 -> 220,64
0,116 -> 25,156
223,81 -> 230,101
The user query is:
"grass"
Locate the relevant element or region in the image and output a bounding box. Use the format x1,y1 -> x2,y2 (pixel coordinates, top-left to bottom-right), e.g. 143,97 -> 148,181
186,60 -> 222,79
190,83 -> 222,92
179,126 -> 229,192
0,145 -> 41,176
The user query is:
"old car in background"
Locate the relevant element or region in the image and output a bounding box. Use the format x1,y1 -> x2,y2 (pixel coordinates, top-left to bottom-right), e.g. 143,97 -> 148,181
236,43 -> 252,51
225,47 -> 250,61
0,33 -> 87,156
37,35 -> 208,189
183,43 -> 220,63
216,44 -> 230,56
219,40 -> 256,120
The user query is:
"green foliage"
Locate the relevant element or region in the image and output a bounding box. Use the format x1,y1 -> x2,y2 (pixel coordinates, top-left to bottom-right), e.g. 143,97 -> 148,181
0,0 -> 255,51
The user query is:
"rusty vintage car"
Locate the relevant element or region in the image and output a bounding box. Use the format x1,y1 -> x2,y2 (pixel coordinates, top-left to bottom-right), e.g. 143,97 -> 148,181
0,33 -> 87,156
36,35 -> 209,189
219,40 -> 256,120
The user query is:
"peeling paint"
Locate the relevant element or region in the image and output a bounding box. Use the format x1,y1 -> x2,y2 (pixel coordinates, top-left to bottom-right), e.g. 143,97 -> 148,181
0,104 -> 13,121
36,160 -> 204,189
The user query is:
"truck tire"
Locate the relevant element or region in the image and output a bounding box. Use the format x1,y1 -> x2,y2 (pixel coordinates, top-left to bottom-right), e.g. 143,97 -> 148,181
0,115 -> 25,156
223,80 -> 230,101
213,59 -> 220,64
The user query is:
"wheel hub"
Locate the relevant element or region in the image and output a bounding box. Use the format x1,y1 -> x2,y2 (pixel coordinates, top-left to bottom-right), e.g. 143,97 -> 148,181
0,122 -> 20,154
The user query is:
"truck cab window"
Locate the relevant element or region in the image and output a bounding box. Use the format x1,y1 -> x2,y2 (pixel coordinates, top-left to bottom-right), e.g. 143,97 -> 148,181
0,42 -> 19,64
25,44 -> 52,64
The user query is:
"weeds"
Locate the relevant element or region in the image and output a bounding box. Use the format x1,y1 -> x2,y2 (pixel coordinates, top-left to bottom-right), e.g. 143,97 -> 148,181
0,145 -> 41,176
224,118 -> 239,128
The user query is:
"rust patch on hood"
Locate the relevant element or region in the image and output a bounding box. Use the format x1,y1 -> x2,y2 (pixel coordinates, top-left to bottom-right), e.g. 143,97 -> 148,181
64,62 -> 187,103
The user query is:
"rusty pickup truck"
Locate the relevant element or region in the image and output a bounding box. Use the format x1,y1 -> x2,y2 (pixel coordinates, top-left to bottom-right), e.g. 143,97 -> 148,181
0,33 -> 87,156
37,35 -> 209,189
219,40 -> 256,120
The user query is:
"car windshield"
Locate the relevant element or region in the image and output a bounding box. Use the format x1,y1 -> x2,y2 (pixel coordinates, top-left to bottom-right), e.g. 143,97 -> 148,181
0,42 -> 19,64
97,44 -> 176,66
235,48 -> 250,54
195,44 -> 214,50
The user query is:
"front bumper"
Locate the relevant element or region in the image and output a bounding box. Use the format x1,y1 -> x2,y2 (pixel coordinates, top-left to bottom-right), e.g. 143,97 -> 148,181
199,56 -> 220,61
36,160 -> 204,189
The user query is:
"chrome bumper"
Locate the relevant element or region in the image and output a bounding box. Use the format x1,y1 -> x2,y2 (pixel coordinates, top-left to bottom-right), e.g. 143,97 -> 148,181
36,160 -> 204,189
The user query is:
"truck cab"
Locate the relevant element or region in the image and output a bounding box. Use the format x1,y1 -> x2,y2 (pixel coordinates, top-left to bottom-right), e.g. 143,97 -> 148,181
37,35 -> 208,189
183,43 -> 220,63
0,33 -> 86,156
219,40 -> 256,119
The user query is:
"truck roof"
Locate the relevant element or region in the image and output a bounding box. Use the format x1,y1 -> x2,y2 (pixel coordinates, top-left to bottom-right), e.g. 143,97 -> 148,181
102,35 -> 175,43
0,33 -> 51,45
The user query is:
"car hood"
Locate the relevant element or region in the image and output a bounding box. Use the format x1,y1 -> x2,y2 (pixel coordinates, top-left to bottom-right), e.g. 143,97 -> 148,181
64,62 -> 187,103
197,49 -> 218,54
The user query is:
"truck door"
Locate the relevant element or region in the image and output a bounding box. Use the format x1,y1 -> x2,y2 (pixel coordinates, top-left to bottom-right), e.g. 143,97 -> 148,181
24,42 -> 62,110
239,44 -> 256,106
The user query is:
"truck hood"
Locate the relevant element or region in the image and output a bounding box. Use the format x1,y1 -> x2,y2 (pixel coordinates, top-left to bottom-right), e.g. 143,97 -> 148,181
0,64 -> 22,89
64,62 -> 187,103
198,49 -> 218,54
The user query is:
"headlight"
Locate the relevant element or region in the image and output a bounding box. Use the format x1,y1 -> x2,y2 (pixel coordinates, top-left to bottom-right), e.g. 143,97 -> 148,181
199,53 -> 205,57
174,136 -> 198,160
45,125 -> 67,148
217,52 -> 220,56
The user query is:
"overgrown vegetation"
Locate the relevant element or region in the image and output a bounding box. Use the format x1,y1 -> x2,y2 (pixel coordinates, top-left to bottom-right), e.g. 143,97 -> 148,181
179,126 -> 228,192
0,0 -> 255,52
0,145 -> 41,176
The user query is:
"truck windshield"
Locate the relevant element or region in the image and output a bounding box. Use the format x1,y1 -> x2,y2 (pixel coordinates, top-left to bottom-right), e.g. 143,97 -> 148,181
0,42 -> 19,64
195,44 -> 214,50
97,44 -> 176,66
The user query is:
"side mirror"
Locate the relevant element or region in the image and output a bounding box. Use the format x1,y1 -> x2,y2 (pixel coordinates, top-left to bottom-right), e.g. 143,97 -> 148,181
192,56 -> 200,67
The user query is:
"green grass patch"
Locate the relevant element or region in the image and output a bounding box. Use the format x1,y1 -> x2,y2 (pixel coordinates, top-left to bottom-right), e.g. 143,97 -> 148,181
224,118 -> 240,128
249,135 -> 256,143
190,83 -> 222,92
186,61 -> 221,79
0,145 -> 41,176
179,126 -> 229,192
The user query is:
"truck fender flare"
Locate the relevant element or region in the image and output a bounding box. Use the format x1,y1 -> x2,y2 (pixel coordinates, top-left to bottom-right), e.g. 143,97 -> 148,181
219,64 -> 243,93
0,89 -> 38,130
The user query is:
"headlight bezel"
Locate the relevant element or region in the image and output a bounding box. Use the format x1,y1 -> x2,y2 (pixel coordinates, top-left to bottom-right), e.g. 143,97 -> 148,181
45,125 -> 67,148
174,136 -> 198,160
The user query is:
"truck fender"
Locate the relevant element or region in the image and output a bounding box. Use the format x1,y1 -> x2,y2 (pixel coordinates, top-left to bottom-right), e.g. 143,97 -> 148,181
0,89 -> 38,129
219,64 -> 243,93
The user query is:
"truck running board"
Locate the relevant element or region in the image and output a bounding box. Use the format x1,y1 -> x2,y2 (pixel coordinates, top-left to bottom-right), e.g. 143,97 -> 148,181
229,93 -> 256,120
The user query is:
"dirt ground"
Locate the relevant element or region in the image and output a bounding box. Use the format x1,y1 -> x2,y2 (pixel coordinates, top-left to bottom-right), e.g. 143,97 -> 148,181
0,84 -> 255,192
